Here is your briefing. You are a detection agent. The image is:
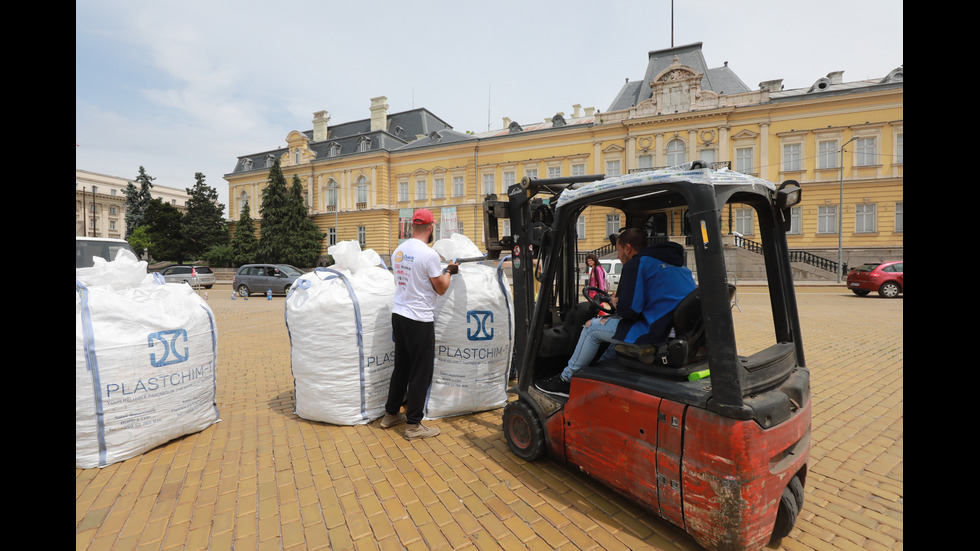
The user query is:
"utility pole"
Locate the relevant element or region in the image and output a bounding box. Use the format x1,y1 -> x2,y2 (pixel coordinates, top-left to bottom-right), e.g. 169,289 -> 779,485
838,136 -> 859,283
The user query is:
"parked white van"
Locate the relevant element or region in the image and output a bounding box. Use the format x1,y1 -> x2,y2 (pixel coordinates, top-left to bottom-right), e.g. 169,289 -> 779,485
76,237 -> 137,268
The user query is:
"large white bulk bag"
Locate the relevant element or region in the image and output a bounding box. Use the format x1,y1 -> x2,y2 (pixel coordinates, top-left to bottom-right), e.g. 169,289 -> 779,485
76,251 -> 219,469
425,235 -> 514,419
286,241 -> 396,425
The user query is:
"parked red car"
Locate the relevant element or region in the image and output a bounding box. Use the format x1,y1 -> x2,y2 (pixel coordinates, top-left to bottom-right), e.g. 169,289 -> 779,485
846,261 -> 903,297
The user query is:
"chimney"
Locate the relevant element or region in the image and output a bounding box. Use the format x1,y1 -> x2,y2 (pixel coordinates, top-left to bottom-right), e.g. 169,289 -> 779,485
572,104 -> 581,117
584,107 -> 595,116
827,71 -> 844,85
502,116 -> 512,128
313,110 -> 330,141
370,96 -> 389,132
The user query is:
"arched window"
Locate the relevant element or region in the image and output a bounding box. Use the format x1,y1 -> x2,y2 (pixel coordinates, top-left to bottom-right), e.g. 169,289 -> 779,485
356,176 -> 368,207
326,179 -> 338,211
238,191 -> 249,217
666,139 -> 686,166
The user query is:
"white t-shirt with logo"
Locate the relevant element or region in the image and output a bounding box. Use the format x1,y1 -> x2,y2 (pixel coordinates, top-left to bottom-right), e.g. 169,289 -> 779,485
391,237 -> 444,322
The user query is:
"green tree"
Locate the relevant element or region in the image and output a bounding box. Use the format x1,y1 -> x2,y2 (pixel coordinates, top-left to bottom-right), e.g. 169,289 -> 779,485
255,159 -> 324,266
182,172 -> 228,260
127,226 -> 152,259
232,200 -> 258,266
144,198 -> 185,263
284,174 -> 326,267
255,158 -> 291,263
124,166 -> 155,238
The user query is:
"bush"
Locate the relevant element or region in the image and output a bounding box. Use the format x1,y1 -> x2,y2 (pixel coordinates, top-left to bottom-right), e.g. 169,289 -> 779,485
203,244 -> 236,268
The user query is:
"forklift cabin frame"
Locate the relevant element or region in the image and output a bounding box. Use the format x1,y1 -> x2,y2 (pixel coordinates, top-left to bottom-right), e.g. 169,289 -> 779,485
483,164 -> 810,550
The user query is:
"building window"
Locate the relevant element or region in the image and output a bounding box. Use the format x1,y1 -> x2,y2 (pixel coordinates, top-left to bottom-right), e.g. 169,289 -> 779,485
576,217 -> 586,240
789,207 -> 802,235
503,171 -> 515,191
638,154 -> 653,169
328,143 -> 341,157
855,203 -> 877,233
524,168 -> 538,179
482,173 -> 495,196
415,177 -> 427,201
398,181 -> 409,202
735,208 -> 754,236
855,137 -> 876,166
238,191 -> 249,217
358,138 -> 371,153
606,214 -> 621,237
782,143 -> 802,171
433,177 -> 445,199
240,158 -> 252,171
895,202 -> 903,232
735,147 -> 754,173
356,177 -> 368,207
698,149 -> 715,165
817,205 -> 838,234
109,206 -> 117,215
895,134 -> 903,164
571,164 -> 585,176
452,176 -> 464,197
295,150 -> 301,164
548,166 -> 561,178
818,140 -> 838,169
666,139 -> 686,166
605,160 -> 621,177
328,227 -> 337,246
357,226 -> 366,247
326,181 -> 338,210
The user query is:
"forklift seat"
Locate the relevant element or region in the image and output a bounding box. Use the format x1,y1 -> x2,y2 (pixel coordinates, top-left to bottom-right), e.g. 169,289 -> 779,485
613,284 -> 735,369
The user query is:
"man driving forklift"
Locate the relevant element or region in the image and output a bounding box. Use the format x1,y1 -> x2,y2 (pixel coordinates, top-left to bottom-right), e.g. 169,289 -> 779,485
534,227 -> 696,397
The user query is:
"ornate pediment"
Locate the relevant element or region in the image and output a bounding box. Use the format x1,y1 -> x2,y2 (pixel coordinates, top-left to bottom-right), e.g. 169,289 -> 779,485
647,56 -> 707,114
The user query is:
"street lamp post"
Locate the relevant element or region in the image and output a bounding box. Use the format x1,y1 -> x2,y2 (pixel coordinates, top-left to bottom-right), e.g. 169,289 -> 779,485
838,136 -> 859,283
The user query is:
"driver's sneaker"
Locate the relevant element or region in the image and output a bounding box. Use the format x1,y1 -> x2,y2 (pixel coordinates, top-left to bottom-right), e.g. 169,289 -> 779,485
535,374 -> 570,397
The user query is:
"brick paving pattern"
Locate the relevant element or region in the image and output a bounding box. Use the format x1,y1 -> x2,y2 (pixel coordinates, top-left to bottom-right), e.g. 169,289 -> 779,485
76,286 -> 903,550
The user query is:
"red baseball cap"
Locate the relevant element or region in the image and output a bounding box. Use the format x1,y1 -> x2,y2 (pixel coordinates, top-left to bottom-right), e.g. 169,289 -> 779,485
412,208 -> 434,224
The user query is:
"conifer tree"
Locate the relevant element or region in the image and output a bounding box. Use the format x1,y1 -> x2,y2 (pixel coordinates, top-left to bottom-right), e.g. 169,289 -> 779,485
255,159 -> 324,266
232,200 -> 258,266
124,166 -> 155,238
182,172 -> 228,260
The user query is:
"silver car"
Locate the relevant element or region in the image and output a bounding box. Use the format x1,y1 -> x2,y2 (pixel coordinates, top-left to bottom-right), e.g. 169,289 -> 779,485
233,264 -> 304,297
159,265 -> 216,288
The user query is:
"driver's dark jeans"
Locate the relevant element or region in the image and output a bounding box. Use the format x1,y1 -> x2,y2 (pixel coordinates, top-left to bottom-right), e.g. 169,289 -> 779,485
386,313 -> 435,425
561,317 -> 621,381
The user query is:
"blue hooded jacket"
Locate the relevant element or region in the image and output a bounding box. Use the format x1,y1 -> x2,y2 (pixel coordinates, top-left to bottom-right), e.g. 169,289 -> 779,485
612,242 -> 697,345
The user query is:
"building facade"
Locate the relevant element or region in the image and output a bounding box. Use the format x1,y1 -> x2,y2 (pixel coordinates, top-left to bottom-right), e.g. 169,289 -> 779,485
76,169 -> 191,239
225,43 -> 902,269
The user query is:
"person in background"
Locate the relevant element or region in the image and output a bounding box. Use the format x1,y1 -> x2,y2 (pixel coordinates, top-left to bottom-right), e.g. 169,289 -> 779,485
584,253 -> 609,316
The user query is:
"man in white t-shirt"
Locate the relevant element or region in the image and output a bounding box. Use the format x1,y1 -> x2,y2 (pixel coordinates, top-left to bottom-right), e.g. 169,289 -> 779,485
380,208 -> 459,439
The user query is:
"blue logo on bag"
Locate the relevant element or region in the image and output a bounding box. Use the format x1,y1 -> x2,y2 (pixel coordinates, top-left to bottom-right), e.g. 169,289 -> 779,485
148,329 -> 189,367
466,311 -> 494,341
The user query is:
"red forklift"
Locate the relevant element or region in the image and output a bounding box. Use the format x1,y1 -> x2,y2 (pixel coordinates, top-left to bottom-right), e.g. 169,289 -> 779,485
482,162 -> 810,550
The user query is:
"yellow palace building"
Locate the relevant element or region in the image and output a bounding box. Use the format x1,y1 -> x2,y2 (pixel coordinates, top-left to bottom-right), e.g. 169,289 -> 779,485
225,43 -> 902,276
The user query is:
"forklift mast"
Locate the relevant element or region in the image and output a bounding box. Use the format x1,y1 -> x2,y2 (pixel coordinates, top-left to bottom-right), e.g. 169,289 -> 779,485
483,174 -> 605,373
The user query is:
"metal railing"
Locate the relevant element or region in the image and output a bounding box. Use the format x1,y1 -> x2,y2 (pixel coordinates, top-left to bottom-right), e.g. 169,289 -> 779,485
734,235 -> 846,274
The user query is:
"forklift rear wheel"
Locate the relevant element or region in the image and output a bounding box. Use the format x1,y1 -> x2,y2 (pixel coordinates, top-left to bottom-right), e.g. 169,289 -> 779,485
770,475 -> 804,542
502,400 -> 545,461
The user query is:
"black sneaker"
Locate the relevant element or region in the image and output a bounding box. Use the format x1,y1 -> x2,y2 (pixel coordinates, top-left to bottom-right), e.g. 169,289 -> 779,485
534,374 -> 570,397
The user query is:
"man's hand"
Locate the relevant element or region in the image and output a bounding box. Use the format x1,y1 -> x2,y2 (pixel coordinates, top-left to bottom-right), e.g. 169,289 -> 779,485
446,262 -> 459,275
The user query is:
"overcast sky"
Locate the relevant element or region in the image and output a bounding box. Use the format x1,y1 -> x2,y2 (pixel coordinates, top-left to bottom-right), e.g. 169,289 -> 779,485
76,0 -> 903,212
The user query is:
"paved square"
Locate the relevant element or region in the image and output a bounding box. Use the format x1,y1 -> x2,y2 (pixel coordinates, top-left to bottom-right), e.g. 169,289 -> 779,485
77,285 -> 902,550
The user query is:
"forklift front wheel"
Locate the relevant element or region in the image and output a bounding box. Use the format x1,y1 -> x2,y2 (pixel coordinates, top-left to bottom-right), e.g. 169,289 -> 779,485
502,400 -> 546,461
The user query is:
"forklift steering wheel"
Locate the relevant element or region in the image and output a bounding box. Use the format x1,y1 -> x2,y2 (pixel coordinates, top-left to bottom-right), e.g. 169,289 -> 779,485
583,286 -> 616,314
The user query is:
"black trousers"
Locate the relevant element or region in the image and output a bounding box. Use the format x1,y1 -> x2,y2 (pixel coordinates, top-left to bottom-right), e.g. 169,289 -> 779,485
386,313 -> 435,425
